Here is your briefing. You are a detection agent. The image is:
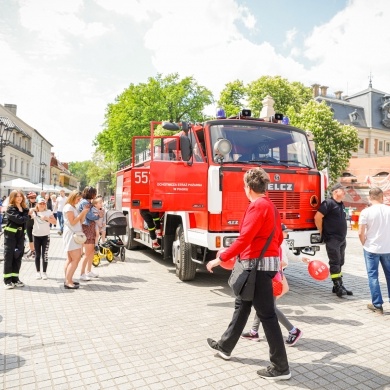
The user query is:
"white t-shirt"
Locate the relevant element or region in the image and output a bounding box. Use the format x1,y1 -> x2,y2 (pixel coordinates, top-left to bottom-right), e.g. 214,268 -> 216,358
359,204 -> 390,253
32,210 -> 53,236
63,203 -> 83,252
56,195 -> 68,212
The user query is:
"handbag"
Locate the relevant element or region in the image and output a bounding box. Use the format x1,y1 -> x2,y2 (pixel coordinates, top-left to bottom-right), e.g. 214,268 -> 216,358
228,225 -> 275,301
272,271 -> 284,297
73,231 -> 87,244
66,221 -> 87,244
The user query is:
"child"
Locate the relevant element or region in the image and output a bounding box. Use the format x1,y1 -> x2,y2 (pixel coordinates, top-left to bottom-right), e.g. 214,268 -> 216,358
3,190 -> 32,289
92,196 -> 106,251
241,224 -> 310,346
31,198 -> 57,280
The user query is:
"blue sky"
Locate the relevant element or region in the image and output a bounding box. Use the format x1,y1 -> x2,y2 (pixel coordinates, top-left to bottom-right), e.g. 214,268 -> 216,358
1,0 -> 389,162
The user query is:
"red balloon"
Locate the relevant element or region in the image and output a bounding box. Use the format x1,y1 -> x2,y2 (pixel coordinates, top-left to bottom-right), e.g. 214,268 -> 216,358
217,250 -> 236,270
308,260 -> 329,281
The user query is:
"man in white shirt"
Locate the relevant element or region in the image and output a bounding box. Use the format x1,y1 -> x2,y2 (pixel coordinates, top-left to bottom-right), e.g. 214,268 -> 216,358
56,190 -> 68,235
358,187 -> 390,314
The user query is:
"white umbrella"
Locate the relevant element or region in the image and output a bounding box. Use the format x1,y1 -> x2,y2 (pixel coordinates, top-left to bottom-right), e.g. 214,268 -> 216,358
0,178 -> 41,191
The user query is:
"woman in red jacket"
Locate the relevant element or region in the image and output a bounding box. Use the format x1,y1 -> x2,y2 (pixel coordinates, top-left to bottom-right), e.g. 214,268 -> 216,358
206,167 -> 290,381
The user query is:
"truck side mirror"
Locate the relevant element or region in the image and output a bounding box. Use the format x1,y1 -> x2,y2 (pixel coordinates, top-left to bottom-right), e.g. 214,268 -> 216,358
180,135 -> 192,162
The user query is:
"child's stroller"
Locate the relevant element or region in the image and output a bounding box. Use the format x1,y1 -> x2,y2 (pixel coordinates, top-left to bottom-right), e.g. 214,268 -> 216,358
92,210 -> 127,267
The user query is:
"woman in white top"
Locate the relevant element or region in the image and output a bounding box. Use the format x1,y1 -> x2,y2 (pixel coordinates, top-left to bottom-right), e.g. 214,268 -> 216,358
31,198 -> 57,280
63,190 -> 89,289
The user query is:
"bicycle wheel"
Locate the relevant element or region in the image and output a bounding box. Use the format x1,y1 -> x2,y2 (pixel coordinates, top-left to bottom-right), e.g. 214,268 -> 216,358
106,249 -> 114,263
92,253 -> 101,267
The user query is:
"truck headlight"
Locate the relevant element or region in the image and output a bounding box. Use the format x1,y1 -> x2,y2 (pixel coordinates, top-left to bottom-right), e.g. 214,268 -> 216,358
223,237 -> 236,247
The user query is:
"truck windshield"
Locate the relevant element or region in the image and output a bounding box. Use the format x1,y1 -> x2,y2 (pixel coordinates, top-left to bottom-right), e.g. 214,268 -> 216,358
209,123 -> 315,168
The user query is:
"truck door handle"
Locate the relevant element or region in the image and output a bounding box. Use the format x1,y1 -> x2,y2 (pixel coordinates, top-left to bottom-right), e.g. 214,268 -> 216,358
132,200 -> 140,207
152,200 -> 162,209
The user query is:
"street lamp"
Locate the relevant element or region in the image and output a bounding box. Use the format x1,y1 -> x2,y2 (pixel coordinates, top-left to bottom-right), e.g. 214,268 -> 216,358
0,117 -> 15,198
53,173 -> 58,189
40,162 -> 47,190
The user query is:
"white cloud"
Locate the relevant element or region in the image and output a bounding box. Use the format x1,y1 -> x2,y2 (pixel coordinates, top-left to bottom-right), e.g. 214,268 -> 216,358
303,0 -> 390,93
2,0 -> 390,163
284,28 -> 297,47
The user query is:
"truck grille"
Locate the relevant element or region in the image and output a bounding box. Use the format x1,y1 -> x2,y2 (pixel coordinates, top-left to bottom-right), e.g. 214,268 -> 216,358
268,192 -> 300,220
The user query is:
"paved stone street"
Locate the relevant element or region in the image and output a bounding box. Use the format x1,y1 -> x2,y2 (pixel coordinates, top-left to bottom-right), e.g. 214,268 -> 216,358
1,228 -> 390,390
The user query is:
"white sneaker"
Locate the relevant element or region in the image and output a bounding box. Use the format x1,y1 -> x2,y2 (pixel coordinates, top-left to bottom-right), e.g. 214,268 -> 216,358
36,272 -> 42,280
86,271 -> 99,278
4,283 -> 14,290
42,273 -> 48,280
80,274 -> 91,281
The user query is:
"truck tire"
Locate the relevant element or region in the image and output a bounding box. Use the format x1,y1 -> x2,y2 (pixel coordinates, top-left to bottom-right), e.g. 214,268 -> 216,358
175,225 -> 196,281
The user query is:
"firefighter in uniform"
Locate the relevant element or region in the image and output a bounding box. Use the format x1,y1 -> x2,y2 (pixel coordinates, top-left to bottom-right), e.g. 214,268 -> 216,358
314,183 -> 353,297
140,209 -> 161,249
3,190 -> 32,289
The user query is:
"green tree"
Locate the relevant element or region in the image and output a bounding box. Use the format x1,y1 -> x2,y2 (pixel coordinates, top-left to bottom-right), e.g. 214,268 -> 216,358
246,76 -> 312,116
287,100 -> 359,184
95,73 -> 213,163
68,161 -> 94,189
218,80 -> 247,117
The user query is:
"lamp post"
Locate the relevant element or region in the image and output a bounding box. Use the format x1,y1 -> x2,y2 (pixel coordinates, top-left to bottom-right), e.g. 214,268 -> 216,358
40,162 -> 46,190
0,118 -> 14,198
53,173 -> 58,189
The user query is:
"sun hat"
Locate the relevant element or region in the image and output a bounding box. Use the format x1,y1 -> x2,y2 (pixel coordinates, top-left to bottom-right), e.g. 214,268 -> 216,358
38,198 -> 46,204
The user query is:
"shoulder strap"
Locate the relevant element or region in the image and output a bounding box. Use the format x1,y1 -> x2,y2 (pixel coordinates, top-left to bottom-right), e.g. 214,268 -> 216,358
254,206 -> 278,267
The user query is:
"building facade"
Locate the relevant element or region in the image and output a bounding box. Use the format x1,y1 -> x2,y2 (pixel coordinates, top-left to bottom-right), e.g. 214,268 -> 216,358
313,83 -> 390,207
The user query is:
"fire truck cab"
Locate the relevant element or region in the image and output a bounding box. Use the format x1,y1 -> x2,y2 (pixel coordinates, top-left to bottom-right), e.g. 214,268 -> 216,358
116,109 -> 326,281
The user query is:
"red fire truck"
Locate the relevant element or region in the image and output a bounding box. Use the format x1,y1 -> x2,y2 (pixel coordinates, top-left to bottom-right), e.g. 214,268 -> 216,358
115,109 -> 327,281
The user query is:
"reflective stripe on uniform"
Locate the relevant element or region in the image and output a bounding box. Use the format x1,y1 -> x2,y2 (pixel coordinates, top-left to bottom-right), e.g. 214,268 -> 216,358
4,226 -> 23,233
330,273 -> 342,279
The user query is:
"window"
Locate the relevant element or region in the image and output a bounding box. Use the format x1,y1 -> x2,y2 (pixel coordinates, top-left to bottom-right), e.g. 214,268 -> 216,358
14,159 -> 18,173
21,161 -> 24,175
386,143 -> 390,153
379,141 -> 383,151
359,139 -> 364,149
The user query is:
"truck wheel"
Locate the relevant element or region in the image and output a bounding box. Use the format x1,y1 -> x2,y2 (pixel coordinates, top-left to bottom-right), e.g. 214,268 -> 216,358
174,225 -> 196,281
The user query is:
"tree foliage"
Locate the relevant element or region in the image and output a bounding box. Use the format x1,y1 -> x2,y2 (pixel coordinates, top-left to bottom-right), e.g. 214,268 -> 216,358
95,73 -> 213,163
287,100 -> 360,184
218,75 -> 312,118
247,76 -> 312,115
68,161 -> 94,190
218,80 -> 247,117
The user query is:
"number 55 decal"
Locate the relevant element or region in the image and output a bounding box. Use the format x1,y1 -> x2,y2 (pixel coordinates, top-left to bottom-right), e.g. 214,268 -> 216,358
134,171 -> 149,184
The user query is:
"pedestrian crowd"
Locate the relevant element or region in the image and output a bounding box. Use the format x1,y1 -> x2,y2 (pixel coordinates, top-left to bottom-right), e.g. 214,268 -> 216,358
2,186 -> 105,290
206,168 -> 390,381
2,173 -> 389,382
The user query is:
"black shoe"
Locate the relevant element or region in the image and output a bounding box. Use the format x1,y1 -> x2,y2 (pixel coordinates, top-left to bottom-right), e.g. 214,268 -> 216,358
14,280 -> 25,287
257,366 -> 291,381
206,338 -> 231,360
64,284 -> 79,289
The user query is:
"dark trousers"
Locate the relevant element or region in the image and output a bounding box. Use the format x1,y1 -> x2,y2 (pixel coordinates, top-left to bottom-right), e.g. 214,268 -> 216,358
140,210 -> 161,240
34,235 -> 50,272
325,238 -> 346,275
219,271 -> 289,373
3,230 -> 25,284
